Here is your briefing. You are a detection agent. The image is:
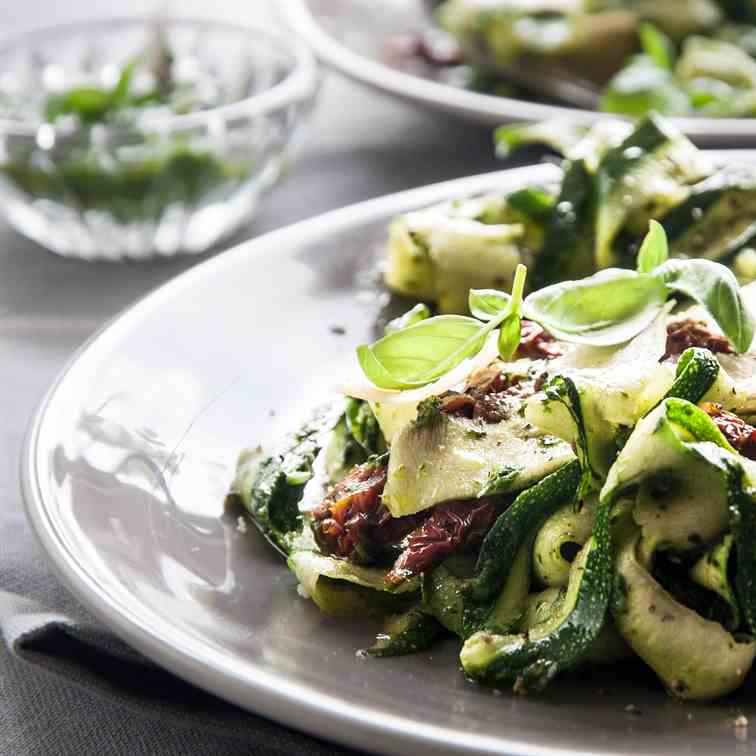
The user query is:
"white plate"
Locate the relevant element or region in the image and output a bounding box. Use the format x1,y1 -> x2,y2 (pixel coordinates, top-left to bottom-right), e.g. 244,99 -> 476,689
281,0 -> 756,147
22,162 -> 755,756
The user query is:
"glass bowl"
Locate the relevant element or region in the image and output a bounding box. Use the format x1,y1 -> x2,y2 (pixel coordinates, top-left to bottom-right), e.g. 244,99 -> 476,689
0,17 -> 319,260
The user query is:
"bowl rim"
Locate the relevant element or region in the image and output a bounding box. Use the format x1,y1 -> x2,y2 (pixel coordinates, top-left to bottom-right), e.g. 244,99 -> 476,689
0,15 -> 320,137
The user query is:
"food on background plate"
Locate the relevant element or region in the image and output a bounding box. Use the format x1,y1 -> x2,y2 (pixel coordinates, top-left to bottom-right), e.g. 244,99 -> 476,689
230,218 -> 756,700
386,112 -> 756,312
428,0 -> 756,118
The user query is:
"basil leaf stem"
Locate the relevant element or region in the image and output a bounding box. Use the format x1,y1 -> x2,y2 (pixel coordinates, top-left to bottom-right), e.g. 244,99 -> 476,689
497,264 -> 526,360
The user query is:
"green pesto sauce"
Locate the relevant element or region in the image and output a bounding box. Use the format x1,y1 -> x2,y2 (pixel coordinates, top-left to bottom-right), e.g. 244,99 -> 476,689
0,54 -> 251,222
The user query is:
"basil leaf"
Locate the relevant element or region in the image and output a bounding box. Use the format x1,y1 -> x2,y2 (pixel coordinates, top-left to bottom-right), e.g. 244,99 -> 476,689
655,258 -> 755,353
636,220 -> 668,273
385,303 -> 431,335
639,23 -> 675,70
44,58 -> 139,124
359,265 -> 527,390
357,315 -> 488,390
469,289 -> 510,321
45,87 -> 114,124
523,268 -> 668,346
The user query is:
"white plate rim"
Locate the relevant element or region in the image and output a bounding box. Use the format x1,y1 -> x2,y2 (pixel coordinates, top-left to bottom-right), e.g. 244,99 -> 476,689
280,0 -> 756,146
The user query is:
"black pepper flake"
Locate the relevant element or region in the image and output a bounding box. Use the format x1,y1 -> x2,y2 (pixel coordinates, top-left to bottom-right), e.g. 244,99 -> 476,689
330,325 -> 346,335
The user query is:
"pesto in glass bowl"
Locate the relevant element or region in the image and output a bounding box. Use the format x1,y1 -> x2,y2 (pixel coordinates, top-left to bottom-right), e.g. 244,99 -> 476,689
0,17 -> 318,260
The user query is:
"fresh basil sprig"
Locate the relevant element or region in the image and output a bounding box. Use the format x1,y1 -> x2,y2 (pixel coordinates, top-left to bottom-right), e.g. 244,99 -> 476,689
357,265 -> 526,390
357,224 -> 754,390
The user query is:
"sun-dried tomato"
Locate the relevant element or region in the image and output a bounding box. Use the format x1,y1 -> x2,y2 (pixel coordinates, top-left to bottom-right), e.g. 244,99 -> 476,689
466,365 -> 513,395
701,403 -> 756,460
661,319 -> 734,362
312,462 -> 422,563
516,320 -> 563,360
439,392 -> 476,418
430,325 -> 561,425
386,499 -> 498,585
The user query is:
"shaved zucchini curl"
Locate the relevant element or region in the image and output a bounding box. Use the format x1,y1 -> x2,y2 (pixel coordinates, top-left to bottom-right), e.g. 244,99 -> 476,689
461,496 -> 613,692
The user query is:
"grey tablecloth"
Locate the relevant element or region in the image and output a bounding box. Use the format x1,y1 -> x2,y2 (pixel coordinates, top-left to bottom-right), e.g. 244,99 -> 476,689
0,3 -> 526,754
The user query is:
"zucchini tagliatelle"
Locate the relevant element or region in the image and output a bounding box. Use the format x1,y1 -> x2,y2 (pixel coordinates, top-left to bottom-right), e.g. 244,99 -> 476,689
231,201 -> 756,702
386,112 -> 756,313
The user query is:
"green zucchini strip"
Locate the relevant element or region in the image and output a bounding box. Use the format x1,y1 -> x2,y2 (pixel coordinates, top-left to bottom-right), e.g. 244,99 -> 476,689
601,398 -> 756,694
460,496 -> 613,691
612,525 -> 755,700
288,551 -> 419,618
689,534 -> 740,631
422,564 -> 467,636
603,398 -> 736,561
533,501 -> 596,588
531,159 -> 594,289
462,459 -> 582,637
663,166 -> 756,264
486,538 -> 534,635
368,608 -> 445,657
542,375 -> 602,495
722,457 -> 756,634
659,347 -> 720,405
595,114 -> 704,269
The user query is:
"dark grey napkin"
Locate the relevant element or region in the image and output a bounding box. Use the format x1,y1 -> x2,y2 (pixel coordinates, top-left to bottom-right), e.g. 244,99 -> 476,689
2,588 -> 359,755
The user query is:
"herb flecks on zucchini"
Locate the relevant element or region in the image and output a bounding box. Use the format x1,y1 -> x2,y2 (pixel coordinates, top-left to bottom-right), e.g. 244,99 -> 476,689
462,460 -> 582,637
383,411 -> 574,518
612,528 -> 755,700
660,346 -> 720,405
461,496 -> 613,691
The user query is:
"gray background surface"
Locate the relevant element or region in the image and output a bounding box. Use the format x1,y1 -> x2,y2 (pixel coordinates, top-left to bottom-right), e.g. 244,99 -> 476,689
0,1 -> 507,753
